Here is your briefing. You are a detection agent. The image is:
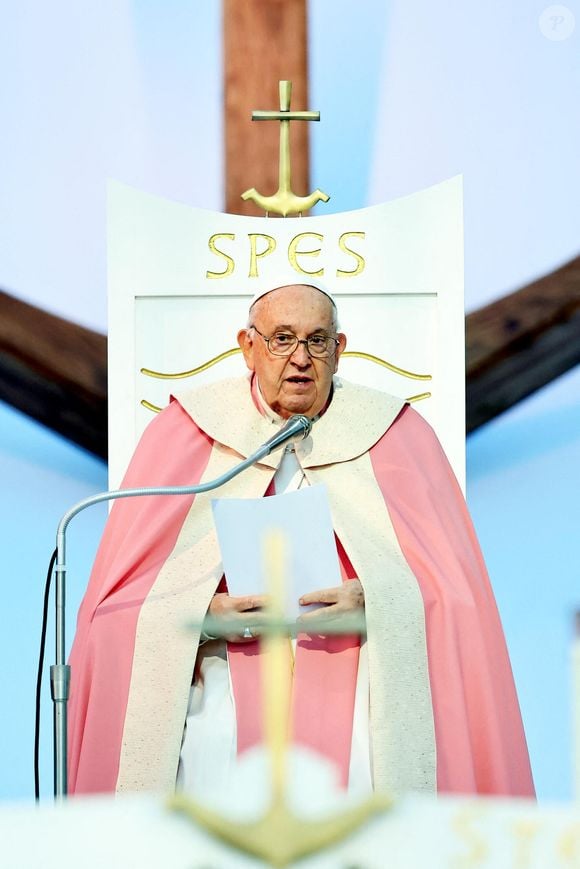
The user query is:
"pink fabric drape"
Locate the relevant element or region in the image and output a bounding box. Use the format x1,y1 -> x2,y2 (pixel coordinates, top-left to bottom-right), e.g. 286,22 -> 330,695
291,539 -> 361,786
227,535 -> 361,788
68,401 -> 213,793
370,405 -> 534,796
68,392 -> 534,798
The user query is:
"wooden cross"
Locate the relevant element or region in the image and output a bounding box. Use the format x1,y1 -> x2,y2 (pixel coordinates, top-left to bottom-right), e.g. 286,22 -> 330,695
1,1 -> 579,456
224,0 -> 311,216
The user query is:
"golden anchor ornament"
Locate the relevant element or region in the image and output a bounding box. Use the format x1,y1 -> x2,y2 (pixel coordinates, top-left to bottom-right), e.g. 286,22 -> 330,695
241,80 -> 330,217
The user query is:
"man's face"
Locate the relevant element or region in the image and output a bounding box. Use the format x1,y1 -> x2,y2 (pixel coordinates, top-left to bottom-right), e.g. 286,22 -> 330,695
237,284 -> 347,419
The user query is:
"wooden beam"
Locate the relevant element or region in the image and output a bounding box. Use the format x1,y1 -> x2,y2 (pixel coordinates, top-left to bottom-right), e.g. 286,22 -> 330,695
0,290 -> 108,459
224,0 -> 309,215
2,5 -> 576,453
466,256 -> 580,431
2,261 -> 579,457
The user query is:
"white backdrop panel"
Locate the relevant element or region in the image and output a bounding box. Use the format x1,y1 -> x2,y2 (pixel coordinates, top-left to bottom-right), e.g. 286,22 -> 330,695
109,178 -> 464,489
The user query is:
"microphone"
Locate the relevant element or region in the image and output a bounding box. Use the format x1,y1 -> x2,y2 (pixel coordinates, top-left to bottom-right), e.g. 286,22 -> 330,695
50,409 -> 313,798
253,414 -> 313,459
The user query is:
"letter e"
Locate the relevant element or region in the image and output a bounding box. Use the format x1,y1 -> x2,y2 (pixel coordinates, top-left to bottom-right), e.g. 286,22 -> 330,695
288,232 -> 324,277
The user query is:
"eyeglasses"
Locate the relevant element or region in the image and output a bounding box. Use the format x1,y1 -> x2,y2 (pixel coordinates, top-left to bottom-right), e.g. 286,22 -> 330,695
250,325 -> 340,358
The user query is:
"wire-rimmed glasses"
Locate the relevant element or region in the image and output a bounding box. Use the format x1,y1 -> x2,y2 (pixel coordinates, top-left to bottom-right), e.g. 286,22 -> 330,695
251,325 -> 339,358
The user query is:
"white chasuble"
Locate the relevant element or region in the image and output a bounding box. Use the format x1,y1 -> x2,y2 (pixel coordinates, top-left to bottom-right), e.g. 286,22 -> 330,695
117,376 -> 435,795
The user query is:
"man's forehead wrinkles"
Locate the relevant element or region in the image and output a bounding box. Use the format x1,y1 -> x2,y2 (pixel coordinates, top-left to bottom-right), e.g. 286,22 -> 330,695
266,323 -> 332,334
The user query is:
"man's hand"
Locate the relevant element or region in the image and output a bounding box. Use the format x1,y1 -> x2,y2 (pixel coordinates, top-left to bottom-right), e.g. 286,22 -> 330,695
298,579 -> 365,624
206,593 -> 269,643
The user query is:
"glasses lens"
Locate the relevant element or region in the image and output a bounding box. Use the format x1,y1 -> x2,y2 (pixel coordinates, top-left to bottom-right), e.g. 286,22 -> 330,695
307,336 -> 332,356
269,333 -> 299,355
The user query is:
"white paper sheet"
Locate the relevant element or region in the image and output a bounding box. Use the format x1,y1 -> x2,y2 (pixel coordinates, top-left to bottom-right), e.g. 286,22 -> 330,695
211,484 -> 341,619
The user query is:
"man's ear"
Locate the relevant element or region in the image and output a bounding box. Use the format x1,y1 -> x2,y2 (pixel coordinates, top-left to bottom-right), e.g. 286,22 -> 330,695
237,328 -> 255,371
333,332 -> 347,373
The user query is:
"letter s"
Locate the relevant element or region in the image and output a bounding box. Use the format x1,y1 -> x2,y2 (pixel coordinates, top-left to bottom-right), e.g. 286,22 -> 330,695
206,233 -> 235,279
336,232 -> 365,277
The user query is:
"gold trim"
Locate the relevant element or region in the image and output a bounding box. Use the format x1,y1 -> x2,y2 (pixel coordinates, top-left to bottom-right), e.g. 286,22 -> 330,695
140,349 -> 432,413
140,399 -> 163,413
407,392 -> 432,404
141,349 -> 431,383
140,348 -> 241,380
342,351 -> 431,381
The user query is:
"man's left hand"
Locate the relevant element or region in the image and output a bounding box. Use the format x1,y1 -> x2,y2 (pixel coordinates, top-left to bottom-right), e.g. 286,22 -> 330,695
298,579 -> 365,622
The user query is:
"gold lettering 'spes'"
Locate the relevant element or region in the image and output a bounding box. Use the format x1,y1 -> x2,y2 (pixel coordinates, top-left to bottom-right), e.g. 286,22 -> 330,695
288,232 -> 324,277
205,230 -> 366,280
337,232 -> 365,277
206,234 -> 235,279
248,234 -> 277,277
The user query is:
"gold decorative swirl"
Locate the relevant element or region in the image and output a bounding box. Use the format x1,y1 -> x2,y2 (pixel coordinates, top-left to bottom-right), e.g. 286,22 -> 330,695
141,349 -> 431,383
141,399 -> 164,413
406,392 -> 432,404
140,347 -> 241,380
140,347 -> 432,413
342,351 -> 431,381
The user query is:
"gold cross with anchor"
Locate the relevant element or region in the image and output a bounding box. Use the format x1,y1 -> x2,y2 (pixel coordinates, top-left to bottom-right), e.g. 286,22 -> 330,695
241,80 -> 330,217
169,533 -> 392,867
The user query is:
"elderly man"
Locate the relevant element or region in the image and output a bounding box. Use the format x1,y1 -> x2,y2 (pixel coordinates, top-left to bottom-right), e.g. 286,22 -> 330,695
67,282 -> 534,798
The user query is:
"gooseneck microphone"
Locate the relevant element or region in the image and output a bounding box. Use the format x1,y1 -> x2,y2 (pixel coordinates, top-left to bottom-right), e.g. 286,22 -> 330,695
48,411 -> 315,799
250,413 -> 312,460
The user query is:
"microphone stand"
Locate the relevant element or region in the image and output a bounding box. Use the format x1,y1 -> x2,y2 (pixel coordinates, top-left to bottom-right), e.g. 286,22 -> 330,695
51,415 -> 312,799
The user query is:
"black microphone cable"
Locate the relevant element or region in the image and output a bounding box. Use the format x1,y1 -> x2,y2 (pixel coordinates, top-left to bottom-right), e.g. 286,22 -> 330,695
35,547 -> 57,801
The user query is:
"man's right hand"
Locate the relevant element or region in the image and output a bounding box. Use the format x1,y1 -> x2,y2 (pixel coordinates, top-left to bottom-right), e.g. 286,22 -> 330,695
206,593 -> 269,643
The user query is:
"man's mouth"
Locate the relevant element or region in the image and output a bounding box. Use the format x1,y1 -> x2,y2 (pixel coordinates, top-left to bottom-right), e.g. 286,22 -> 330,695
286,376 -> 312,384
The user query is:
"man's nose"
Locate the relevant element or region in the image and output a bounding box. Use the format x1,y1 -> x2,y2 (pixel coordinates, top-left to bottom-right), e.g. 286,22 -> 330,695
290,339 -> 312,365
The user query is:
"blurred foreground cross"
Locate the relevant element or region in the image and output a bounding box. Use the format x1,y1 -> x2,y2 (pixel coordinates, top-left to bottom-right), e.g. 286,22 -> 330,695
170,530 -> 391,868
